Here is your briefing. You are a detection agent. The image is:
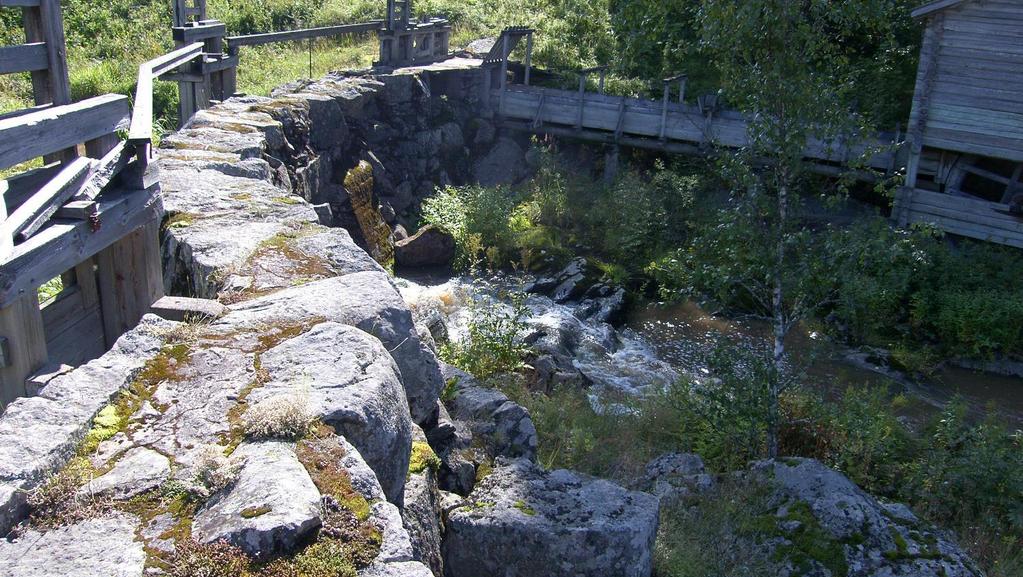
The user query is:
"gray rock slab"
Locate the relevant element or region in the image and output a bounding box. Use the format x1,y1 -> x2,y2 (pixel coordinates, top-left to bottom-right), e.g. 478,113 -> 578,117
444,458 -> 660,577
0,514 -> 146,577
256,322 -> 412,504
193,441 -> 321,558
359,561 -> 435,577
441,364 -> 537,462
224,272 -> 444,426
371,500 -> 415,564
78,446 -> 171,500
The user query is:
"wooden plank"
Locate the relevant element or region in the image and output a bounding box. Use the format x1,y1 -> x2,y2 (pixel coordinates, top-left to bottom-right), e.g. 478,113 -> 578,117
2,161 -> 60,212
0,94 -> 129,171
76,142 -> 132,200
0,0 -> 40,6
0,186 -> 163,308
0,180 -> 10,258
55,200 -> 97,220
129,43 -> 204,144
37,0 -> 71,106
907,210 -> 1023,248
1,157 -> 94,242
0,43 -> 48,75
96,219 -> 163,347
172,21 -> 226,45
225,21 -> 383,49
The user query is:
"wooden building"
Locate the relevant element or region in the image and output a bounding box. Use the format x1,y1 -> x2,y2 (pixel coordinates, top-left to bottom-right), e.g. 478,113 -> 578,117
894,0 -> 1023,247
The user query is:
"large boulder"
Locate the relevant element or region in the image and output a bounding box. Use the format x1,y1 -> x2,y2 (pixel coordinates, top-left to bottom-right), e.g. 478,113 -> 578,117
472,137 -> 527,187
0,514 -> 146,577
752,458 -> 983,577
225,272 -> 445,426
441,364 -> 537,462
395,225 -> 456,269
443,458 -> 660,577
192,441 -> 322,558
254,322 -> 413,504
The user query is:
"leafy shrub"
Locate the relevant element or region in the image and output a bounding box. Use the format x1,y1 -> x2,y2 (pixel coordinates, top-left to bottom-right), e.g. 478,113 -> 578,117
422,185 -> 516,271
440,294 -> 530,379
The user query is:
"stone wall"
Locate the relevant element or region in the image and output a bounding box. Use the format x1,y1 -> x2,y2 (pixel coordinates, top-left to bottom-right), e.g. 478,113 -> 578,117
0,67 -> 658,577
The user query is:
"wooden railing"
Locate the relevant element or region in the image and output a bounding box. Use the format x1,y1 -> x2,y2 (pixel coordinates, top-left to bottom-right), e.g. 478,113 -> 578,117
225,21 -> 384,52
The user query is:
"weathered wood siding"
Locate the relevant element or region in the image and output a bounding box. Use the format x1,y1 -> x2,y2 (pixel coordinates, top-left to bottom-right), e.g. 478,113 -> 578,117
905,188 -> 1023,248
920,0 -> 1023,162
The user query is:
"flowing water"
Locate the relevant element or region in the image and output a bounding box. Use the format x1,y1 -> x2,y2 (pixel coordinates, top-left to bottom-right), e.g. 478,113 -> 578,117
626,300 -> 1023,425
397,273 -> 1023,426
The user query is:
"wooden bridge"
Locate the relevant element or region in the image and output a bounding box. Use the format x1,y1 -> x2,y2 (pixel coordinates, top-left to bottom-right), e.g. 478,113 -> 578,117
479,29 -> 902,177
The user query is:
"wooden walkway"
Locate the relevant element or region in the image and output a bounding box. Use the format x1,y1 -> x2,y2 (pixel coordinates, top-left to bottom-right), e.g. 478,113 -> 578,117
490,85 -> 902,174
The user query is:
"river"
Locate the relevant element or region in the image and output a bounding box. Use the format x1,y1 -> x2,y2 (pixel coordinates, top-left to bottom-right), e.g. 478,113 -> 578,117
397,273 -> 1023,426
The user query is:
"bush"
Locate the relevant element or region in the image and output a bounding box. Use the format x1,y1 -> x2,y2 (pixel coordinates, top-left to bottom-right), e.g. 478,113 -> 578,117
422,185 -> 516,271
192,445 -> 243,497
440,294 -> 530,379
243,394 -> 313,440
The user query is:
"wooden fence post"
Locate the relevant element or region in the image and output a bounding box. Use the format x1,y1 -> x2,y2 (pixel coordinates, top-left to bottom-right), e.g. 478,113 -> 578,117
498,34 -> 509,117
22,0 -> 74,163
523,32 -> 533,87
660,80 -> 670,140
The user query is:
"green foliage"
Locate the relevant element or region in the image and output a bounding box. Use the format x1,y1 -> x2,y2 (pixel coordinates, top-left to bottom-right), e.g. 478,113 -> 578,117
653,216 -> 1023,365
409,441 -> 441,475
421,185 -> 516,271
440,295 -> 530,379
656,479 -> 777,577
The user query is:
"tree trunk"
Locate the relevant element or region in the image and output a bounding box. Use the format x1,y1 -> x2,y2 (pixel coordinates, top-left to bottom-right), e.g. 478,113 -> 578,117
768,174 -> 790,459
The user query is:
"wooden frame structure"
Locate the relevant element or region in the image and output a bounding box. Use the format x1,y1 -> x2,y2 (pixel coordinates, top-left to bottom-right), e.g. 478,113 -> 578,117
893,0 -> 1023,247
0,2 -> 211,407
375,0 -> 451,67
483,40 -> 900,176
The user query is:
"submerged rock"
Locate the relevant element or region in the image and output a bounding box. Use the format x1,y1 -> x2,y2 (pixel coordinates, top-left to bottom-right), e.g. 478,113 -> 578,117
443,458 -> 660,577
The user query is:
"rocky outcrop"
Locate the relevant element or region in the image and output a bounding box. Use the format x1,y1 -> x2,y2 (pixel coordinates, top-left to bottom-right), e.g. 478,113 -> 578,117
78,447 -> 171,500
440,364 -> 537,462
402,427 -> 444,576
444,458 -> 660,577
254,321 -> 413,503
639,452 -> 714,504
751,458 -> 982,577
0,315 -> 175,535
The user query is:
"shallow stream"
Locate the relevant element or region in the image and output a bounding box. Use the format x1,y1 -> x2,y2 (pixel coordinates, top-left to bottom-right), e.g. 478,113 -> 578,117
398,273 -> 1023,426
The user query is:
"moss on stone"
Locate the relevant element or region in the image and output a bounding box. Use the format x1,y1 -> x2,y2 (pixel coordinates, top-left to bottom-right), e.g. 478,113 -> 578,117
296,437 -> 372,523
513,499 -> 536,516
164,212 -> 201,230
241,505 -> 273,519
474,459 -> 494,484
408,441 -> 441,476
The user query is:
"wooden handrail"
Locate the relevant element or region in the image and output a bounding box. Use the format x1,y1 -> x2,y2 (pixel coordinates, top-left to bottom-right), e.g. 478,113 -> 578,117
0,42 -> 48,75
225,21 -> 384,50
128,42 -> 204,144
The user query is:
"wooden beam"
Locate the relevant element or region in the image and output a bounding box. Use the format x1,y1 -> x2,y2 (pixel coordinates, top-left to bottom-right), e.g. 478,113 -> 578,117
2,161 -> 60,212
0,186 -> 163,307
660,81 -> 670,140
54,200 -> 97,220
3,156 -> 94,241
0,0 -> 41,6
172,21 -> 227,45
0,292 -> 46,405
36,0 -> 71,106
225,21 -> 384,49
0,43 -> 48,75
0,94 -> 129,171
576,74 -> 585,130
498,33 -> 510,117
